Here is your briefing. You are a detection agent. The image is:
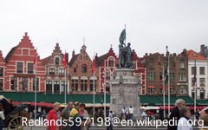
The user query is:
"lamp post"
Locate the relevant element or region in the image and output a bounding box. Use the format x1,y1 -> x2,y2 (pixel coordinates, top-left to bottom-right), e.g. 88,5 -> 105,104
193,53 -> 197,119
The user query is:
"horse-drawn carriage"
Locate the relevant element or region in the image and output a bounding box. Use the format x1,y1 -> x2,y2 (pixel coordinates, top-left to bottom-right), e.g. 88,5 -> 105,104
0,98 -> 30,130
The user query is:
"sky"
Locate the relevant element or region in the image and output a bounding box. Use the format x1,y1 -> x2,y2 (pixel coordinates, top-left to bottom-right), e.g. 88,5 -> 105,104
0,0 -> 208,59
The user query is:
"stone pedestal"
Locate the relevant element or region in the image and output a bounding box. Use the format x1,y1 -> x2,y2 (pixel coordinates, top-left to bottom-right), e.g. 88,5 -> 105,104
110,69 -> 141,120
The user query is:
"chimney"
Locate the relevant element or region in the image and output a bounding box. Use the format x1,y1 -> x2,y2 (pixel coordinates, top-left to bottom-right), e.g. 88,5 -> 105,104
200,44 -> 205,55
72,50 -> 75,57
66,53 -> 69,63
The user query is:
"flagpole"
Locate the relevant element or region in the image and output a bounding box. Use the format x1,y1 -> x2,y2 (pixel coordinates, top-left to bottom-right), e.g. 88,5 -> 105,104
64,67 -> 67,105
34,50 -> 37,120
93,72 -> 95,116
163,65 -> 166,119
104,67 -> 106,119
166,46 -> 170,116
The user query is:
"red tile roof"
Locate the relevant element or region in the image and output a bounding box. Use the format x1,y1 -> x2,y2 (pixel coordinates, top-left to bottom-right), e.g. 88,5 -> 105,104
187,50 -> 206,60
69,54 -> 79,66
41,56 -> 51,65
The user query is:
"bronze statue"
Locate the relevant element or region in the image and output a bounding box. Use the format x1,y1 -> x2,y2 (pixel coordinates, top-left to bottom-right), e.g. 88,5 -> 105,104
118,28 -> 132,69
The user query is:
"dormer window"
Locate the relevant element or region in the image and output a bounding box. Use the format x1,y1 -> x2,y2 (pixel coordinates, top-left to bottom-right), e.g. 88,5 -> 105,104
82,64 -> 87,73
55,57 -> 60,65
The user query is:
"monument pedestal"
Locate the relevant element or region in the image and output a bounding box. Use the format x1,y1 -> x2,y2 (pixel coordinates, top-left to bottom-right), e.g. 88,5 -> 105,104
110,69 -> 141,120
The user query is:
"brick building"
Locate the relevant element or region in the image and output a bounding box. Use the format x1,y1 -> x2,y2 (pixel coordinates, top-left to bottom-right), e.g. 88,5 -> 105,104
69,44 -> 99,94
4,33 -> 45,92
0,51 -> 6,91
143,49 -> 188,96
41,43 -> 69,94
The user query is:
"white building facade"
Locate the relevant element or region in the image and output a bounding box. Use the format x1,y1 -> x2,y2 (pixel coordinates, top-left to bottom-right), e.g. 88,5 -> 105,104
188,50 -> 208,100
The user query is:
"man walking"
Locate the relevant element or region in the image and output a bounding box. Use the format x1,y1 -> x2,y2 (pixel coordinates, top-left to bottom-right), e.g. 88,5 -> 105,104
62,101 -> 73,130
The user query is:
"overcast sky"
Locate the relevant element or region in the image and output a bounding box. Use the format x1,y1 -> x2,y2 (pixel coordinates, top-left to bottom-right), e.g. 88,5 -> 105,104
0,0 -> 208,59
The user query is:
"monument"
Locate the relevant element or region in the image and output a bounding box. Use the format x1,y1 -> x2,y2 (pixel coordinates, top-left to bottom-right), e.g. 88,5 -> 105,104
110,28 -> 141,119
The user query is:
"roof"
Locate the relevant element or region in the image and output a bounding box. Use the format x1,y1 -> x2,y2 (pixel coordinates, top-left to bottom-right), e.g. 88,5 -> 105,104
5,46 -> 17,63
187,50 -> 206,60
41,56 -> 51,65
96,54 -> 107,66
69,54 -> 79,66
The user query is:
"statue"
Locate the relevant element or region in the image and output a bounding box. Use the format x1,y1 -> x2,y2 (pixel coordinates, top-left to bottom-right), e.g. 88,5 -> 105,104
118,28 -> 132,69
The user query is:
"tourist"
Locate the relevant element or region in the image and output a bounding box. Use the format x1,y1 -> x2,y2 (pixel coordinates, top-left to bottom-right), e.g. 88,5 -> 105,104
62,101 -> 73,130
0,103 -> 5,130
107,110 -> 113,130
128,106 -> 134,120
47,102 -> 61,130
167,99 -> 186,130
200,113 -> 208,130
199,107 -> 208,117
70,102 -> 82,130
177,107 -> 192,130
121,107 -> 126,120
79,103 -> 91,130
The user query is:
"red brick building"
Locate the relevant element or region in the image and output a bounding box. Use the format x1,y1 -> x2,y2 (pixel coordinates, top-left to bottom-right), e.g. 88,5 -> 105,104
0,51 -> 6,91
69,44 -> 99,94
41,43 -> 69,94
4,33 -> 45,92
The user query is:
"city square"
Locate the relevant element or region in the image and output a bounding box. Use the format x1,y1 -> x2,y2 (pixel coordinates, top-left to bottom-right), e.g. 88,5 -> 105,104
0,0 -> 208,130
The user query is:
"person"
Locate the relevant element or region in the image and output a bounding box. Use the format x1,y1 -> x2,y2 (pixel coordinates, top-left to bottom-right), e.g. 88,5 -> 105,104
62,101 -> 73,130
141,109 -> 147,120
199,107 -> 208,117
125,42 -> 132,68
121,107 -> 126,120
70,102 -> 82,130
200,113 -> 208,130
0,103 -> 5,130
128,106 -> 134,120
177,107 -> 192,130
47,102 -> 61,130
167,99 -> 186,130
107,110 -> 113,130
79,104 -> 91,130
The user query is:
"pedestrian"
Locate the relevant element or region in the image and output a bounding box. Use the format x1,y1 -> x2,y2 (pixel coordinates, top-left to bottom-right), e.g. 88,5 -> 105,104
167,99 -> 186,130
128,106 -> 134,120
79,104 -> 91,130
70,102 -> 82,130
177,106 -> 192,130
121,107 -> 126,120
0,103 -> 5,130
61,101 -> 73,130
200,113 -> 208,130
47,102 -> 61,130
199,107 -> 208,117
107,110 -> 113,130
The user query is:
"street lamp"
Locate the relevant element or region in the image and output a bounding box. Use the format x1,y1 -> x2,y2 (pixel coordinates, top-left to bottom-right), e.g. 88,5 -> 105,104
193,53 -> 197,119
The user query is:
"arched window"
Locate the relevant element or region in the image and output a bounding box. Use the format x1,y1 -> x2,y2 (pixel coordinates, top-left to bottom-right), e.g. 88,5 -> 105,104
108,57 -> 115,67
105,82 -> 110,93
55,57 -> 60,65
82,64 -> 87,73
105,69 -> 111,80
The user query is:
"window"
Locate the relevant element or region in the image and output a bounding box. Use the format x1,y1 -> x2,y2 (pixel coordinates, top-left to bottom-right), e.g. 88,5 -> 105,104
148,72 -> 155,81
148,88 -> 156,94
54,81 -> 60,94
90,80 -> 96,91
59,68 -> 64,75
55,57 -> 60,65
106,82 -> 110,93
49,68 -> 55,75
192,91 -> 195,99
192,78 -> 197,86
73,68 -> 77,73
61,81 -> 66,94
27,63 -> 33,74
170,72 -> 175,82
82,64 -> 87,73
46,80 -> 52,94
16,62 -> 23,73
179,86 -> 187,94
108,58 -> 114,67
33,78 -> 39,91
72,80 -> 78,91
191,67 -> 197,75
200,78 -> 205,87
11,77 -> 17,90
179,73 -> 186,81
200,67 -> 205,75
81,80 -> 87,91
21,78 -> 28,91
0,79 -> 3,90
200,91 -> 205,99
180,62 -> 185,68
0,67 -> 3,76
105,70 -> 111,80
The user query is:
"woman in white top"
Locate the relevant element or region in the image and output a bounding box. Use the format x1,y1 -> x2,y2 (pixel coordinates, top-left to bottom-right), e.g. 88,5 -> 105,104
177,106 -> 192,130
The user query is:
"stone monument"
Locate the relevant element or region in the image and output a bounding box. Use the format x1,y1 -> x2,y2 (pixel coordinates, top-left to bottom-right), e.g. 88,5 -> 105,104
110,28 -> 141,119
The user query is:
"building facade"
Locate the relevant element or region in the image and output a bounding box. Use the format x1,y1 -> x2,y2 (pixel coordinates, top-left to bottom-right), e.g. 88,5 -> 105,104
41,43 -> 69,94
187,50 -> 208,99
69,45 -> 99,94
4,33 -> 45,92
0,51 -> 6,91
143,49 -> 188,96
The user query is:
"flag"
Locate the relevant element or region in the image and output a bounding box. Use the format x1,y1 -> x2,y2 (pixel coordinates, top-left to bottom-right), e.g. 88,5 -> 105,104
33,52 -> 37,70
119,28 -> 126,44
92,57 -> 96,73
62,53 -> 67,70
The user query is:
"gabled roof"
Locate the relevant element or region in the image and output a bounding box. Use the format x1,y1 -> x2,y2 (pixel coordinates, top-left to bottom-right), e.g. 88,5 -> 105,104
187,50 -> 206,60
5,46 -> 17,63
96,54 -> 107,66
69,54 -> 79,66
41,56 -> 51,65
